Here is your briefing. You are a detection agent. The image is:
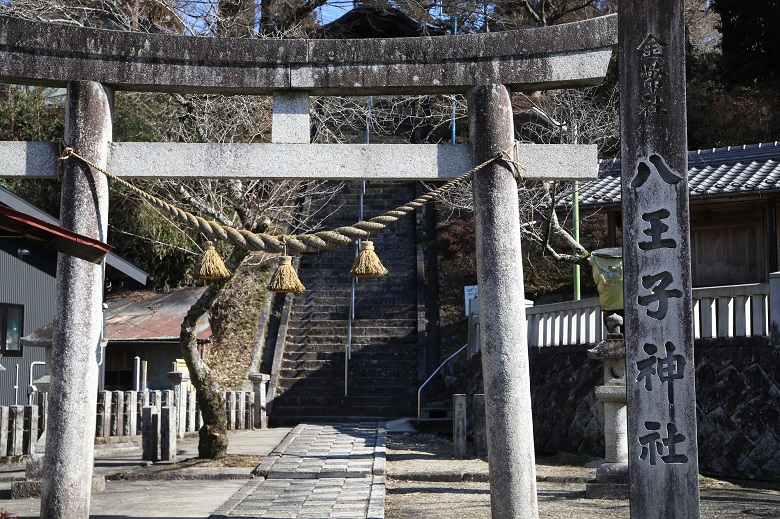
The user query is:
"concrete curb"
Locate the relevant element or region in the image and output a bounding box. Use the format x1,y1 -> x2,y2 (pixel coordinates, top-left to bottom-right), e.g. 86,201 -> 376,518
107,472 -> 252,481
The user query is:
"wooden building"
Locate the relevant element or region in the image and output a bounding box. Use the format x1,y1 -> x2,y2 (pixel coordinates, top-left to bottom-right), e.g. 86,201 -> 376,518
567,142 -> 780,287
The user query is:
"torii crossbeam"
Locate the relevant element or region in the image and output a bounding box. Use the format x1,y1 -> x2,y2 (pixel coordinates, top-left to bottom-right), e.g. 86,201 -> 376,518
0,14 -> 617,519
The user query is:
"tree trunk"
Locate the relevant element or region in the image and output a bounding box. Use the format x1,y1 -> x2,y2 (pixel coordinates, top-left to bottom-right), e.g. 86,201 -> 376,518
179,247 -> 251,458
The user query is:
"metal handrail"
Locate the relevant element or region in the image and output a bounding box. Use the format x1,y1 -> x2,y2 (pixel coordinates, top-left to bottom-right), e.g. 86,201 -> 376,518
347,99 -> 372,397
417,343 -> 468,419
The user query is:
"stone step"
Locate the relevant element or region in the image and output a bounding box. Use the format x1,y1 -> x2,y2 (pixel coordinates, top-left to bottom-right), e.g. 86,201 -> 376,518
270,405 -> 415,419
286,328 -> 417,339
283,346 -> 416,357
285,334 -> 417,346
287,318 -> 417,328
276,373 -> 418,387
272,395 -> 416,408
269,415 -> 406,427
280,366 -> 418,379
277,383 -> 417,397
281,358 -> 418,371
283,344 -> 416,358
290,311 -> 416,321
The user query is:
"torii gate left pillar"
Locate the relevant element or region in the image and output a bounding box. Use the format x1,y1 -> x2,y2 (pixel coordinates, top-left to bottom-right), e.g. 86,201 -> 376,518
43,81 -> 111,519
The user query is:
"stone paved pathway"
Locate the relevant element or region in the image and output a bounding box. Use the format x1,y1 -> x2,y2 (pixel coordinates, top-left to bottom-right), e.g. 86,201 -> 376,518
211,423 -> 385,519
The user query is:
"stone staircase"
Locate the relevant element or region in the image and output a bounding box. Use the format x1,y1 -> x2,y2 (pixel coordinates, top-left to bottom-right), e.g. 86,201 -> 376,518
270,181 -> 420,425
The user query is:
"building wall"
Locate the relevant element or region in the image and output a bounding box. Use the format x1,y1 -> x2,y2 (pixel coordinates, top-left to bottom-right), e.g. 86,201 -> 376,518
0,238 -> 55,406
690,200 -> 767,286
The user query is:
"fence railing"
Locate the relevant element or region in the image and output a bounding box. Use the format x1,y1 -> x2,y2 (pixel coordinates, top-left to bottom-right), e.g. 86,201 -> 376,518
526,282 -> 771,347
527,298 -> 603,347
0,389 -> 255,458
0,393 -> 46,457
693,283 -> 768,339
95,389 -> 254,438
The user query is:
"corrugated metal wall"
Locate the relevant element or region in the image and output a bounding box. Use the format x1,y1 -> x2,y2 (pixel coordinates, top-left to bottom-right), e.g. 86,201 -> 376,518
0,238 -> 56,406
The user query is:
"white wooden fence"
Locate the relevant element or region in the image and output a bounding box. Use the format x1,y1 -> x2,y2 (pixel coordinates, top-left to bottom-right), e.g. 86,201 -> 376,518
527,298 -> 605,347
526,282 -> 770,347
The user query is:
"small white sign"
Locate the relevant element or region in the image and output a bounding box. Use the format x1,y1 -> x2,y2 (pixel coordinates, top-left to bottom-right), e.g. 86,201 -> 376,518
464,285 -> 478,315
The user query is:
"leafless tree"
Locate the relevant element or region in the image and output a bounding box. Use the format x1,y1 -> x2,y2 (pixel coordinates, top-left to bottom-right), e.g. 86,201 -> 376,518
436,85 -> 619,265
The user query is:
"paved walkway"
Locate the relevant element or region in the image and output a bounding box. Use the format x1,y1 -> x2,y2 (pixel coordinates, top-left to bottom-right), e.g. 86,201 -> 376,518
211,423 -> 386,519
1,423 -> 777,518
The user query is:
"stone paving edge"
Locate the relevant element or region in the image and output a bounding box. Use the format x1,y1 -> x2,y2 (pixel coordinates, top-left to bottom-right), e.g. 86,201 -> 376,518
386,471 -> 594,484
208,476 -> 267,519
373,426 -> 387,477
367,474 -> 385,519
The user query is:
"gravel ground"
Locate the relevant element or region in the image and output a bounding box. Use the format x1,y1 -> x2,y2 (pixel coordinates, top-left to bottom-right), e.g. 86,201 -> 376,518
384,433 -> 780,519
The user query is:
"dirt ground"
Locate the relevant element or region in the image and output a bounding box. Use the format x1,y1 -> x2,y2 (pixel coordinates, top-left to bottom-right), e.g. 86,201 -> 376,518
384,432 -> 780,519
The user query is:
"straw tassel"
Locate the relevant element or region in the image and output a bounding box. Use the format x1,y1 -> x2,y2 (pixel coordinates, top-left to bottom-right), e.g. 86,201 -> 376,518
196,241 -> 231,280
267,255 -> 305,293
349,241 -> 388,278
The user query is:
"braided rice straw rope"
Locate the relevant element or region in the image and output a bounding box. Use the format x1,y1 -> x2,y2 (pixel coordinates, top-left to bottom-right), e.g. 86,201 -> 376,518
57,142 -> 524,254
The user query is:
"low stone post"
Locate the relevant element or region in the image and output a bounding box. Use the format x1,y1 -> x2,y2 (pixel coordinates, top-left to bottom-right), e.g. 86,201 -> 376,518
141,406 -> 160,462
586,315 -> 629,499
187,390 -> 197,433
0,407 -> 8,455
23,405 -> 39,455
168,371 -> 189,438
124,391 -> 137,436
9,406 -> 23,456
473,394 -> 488,458
160,407 -> 177,461
453,394 -> 467,459
249,373 -> 270,429
227,391 -> 237,430
112,391 -> 124,437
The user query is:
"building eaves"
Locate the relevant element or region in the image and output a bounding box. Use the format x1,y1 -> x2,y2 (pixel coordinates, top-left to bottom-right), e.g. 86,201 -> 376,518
560,141 -> 780,209
0,184 -> 148,284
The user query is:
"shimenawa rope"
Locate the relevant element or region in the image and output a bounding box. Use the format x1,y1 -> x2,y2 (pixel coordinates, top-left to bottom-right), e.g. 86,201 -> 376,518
57,142 -> 525,254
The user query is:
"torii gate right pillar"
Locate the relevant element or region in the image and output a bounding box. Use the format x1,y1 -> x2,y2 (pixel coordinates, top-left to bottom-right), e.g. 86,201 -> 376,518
470,84 -> 539,519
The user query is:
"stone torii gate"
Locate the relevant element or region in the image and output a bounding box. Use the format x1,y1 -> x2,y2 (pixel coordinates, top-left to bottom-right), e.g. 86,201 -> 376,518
0,14 -> 616,519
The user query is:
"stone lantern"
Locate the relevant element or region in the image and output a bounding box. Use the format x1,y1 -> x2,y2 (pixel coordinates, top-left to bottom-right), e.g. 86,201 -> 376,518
585,248 -> 628,500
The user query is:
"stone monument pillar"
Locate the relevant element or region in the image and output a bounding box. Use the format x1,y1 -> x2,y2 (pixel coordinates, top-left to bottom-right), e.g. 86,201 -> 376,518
620,1 -> 701,516
585,314 -> 629,499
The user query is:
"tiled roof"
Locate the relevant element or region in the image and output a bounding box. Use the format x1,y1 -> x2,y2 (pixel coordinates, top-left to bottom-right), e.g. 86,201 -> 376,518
563,142 -> 780,209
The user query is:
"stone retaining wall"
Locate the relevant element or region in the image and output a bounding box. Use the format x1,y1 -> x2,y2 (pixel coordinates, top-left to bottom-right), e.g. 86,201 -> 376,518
527,337 -> 780,481
529,345 -> 604,458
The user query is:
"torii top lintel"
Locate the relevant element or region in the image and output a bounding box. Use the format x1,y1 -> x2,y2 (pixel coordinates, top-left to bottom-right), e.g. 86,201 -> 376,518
0,15 -> 616,95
